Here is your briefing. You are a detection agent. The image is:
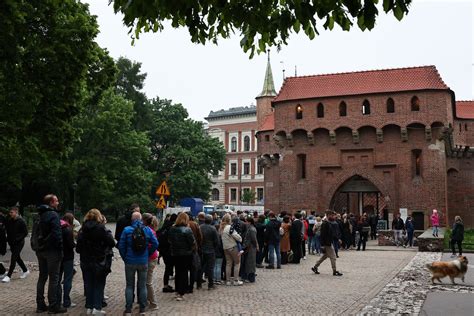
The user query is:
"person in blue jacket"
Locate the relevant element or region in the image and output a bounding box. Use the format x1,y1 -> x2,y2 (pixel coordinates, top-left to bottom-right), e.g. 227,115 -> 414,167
119,212 -> 158,315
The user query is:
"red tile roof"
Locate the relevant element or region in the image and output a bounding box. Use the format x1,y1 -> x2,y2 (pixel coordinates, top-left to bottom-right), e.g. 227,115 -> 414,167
259,113 -> 274,132
456,101 -> 474,119
273,66 -> 449,103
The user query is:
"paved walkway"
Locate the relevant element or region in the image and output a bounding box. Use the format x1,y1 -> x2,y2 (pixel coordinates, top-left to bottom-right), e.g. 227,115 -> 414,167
0,248 -> 415,315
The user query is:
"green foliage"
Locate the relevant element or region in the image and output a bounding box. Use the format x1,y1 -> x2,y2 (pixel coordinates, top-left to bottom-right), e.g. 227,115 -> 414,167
242,189 -> 256,205
444,228 -> 474,251
112,0 -> 412,57
0,0 -> 100,187
148,99 -> 226,203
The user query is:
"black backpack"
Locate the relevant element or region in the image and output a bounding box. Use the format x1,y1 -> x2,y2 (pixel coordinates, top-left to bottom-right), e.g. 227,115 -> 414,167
31,214 -> 49,252
131,225 -> 147,253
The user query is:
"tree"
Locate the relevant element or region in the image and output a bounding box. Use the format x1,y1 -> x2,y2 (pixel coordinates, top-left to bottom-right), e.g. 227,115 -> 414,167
64,89 -> 154,214
148,99 -> 225,203
112,0 -> 412,57
0,0 -> 106,207
242,189 -> 256,205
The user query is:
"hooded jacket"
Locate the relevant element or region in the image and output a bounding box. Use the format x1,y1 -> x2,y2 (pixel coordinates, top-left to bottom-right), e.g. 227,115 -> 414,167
265,218 -> 281,244
37,205 -> 63,252
119,220 -> 158,265
77,220 -> 115,262
60,220 -> 75,261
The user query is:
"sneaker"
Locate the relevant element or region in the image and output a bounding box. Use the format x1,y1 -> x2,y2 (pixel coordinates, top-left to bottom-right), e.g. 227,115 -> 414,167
103,295 -> 109,300
265,265 -> 275,269
148,303 -> 158,310
48,306 -> 67,314
311,266 -> 320,274
92,309 -> 106,315
1,276 -> 10,283
36,305 -> 49,313
233,280 -> 244,286
333,271 -> 343,276
175,295 -> 184,301
225,281 -> 232,286
124,310 -> 132,316
303,256 -> 307,260
0,273 -> 6,279
256,264 -> 264,268
20,270 -> 30,279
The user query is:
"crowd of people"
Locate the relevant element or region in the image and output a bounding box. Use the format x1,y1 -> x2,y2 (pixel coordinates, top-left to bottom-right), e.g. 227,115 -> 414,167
0,195 -> 467,315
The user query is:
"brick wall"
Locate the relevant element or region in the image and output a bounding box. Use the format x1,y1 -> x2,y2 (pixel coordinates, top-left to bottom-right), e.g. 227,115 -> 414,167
447,158 -> 474,228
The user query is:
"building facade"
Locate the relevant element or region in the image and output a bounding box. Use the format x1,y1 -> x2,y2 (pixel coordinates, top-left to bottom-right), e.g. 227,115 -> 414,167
256,65 -> 474,228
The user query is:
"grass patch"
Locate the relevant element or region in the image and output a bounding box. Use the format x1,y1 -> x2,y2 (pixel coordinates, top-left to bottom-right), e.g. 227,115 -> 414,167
444,228 -> 474,251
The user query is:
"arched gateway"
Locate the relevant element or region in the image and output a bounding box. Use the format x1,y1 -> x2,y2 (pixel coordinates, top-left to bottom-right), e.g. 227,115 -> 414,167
330,175 -> 388,216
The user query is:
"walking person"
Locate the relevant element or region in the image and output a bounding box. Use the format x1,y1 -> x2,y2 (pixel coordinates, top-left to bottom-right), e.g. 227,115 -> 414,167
450,216 -> 464,257
431,209 -> 440,237
57,213 -> 76,309
369,212 -> 379,240
312,216 -> 322,255
357,213 -> 370,251
392,213 -> 405,247
118,212 -> 158,314
168,213 -> 196,301
77,209 -> 116,315
34,194 -> 66,314
307,211 -> 316,254
311,211 -> 343,276
404,216 -> 415,248
265,212 -> 282,268
199,214 -> 219,290
2,206 -> 29,283
220,214 -> 244,285
142,213 -> 159,310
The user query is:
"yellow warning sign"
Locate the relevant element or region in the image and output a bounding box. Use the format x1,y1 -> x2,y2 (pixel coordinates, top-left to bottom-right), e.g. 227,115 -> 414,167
156,196 -> 166,209
156,181 -> 170,196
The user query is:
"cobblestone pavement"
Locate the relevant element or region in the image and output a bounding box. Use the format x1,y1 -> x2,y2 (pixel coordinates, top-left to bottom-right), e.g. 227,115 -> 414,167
359,252 -> 474,315
0,249 -> 415,315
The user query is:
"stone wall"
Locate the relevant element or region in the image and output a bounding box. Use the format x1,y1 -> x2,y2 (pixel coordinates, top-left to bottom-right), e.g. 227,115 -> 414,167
377,230 -> 424,246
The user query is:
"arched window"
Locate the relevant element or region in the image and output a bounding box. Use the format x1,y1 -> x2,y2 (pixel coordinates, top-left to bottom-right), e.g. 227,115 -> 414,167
296,104 -> 303,119
387,98 -> 395,113
243,136 -> 250,151
231,137 -> 237,152
411,96 -> 420,111
339,101 -> 347,117
412,149 -> 422,177
212,188 -> 220,201
362,99 -> 371,115
317,103 -> 324,118
297,154 -> 306,179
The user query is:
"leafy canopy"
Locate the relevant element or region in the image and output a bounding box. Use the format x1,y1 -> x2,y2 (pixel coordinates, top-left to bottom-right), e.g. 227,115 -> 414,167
113,0 -> 412,57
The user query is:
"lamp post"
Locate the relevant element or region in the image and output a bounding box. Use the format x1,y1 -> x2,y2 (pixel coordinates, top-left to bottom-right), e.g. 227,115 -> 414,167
72,183 -> 78,218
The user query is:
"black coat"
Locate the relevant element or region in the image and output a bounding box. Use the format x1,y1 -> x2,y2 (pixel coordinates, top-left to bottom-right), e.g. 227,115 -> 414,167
6,216 -> 28,246
451,222 -> 464,241
115,210 -> 133,242
330,220 -> 342,240
0,214 -> 6,255
77,220 -> 115,262
255,222 -> 266,247
265,218 -> 281,244
290,219 -> 303,242
200,223 -> 219,254
392,218 -> 405,230
168,225 -> 195,257
37,205 -> 63,252
320,220 -> 334,246
61,222 -> 75,261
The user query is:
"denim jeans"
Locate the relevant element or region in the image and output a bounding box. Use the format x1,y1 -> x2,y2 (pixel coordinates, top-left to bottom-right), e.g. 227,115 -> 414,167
213,258 -> 223,281
332,239 -> 339,256
314,235 -> 321,254
58,259 -> 74,307
432,226 -> 439,236
81,261 -> 106,310
268,242 -> 281,267
125,263 -> 148,311
36,250 -> 62,309
307,236 -> 315,253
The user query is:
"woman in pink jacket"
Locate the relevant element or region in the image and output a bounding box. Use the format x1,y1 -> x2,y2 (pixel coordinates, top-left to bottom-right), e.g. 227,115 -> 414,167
431,209 -> 440,237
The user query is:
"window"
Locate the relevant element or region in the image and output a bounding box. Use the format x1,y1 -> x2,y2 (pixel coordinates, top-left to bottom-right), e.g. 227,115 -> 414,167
339,101 -> 347,117
411,96 -> 420,111
317,103 -> 324,118
230,163 -> 237,175
265,135 -> 270,141
243,162 -> 250,175
387,98 -> 395,113
243,136 -> 250,151
362,99 -> 371,115
230,189 -> 237,201
212,189 -> 219,201
257,160 -> 264,174
257,188 -> 264,202
297,154 -> 306,179
296,104 -> 303,119
412,149 -> 422,177
231,137 -> 237,152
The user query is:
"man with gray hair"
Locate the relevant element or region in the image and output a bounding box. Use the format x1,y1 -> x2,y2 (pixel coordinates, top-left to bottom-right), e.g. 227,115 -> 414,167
198,214 -> 219,290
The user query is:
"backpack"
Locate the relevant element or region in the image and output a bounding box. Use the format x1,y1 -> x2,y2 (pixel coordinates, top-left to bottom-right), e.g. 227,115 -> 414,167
131,225 -> 147,253
31,214 -> 49,252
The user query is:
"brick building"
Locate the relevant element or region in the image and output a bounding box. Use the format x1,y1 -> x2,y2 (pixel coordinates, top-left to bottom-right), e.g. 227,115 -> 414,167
256,64 -> 474,228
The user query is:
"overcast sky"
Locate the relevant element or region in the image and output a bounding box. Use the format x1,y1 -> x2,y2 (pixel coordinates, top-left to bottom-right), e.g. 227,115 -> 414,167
85,0 -> 473,122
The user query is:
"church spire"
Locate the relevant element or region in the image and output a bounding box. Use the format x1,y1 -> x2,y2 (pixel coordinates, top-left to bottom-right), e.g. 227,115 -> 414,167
257,50 -> 276,97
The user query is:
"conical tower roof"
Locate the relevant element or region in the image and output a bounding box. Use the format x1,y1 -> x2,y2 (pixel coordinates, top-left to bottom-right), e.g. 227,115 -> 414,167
257,51 -> 276,97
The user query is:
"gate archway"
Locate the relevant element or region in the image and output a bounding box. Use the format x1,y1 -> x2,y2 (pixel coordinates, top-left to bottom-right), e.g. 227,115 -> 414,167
330,175 -> 387,215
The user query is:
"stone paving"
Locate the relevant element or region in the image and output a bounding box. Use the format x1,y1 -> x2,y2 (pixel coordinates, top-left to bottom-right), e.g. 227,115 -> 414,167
0,249 -> 415,315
